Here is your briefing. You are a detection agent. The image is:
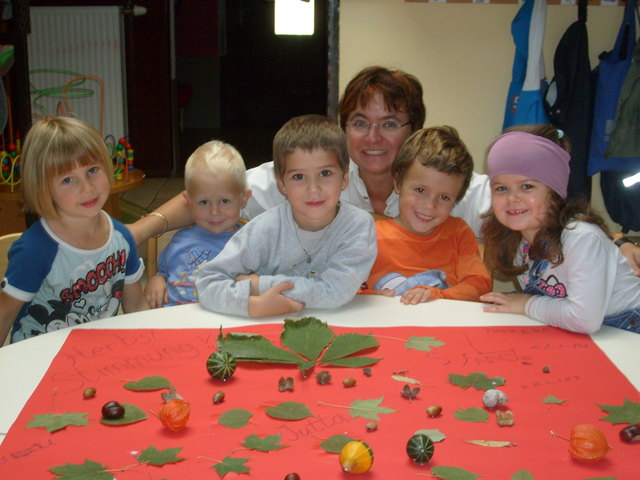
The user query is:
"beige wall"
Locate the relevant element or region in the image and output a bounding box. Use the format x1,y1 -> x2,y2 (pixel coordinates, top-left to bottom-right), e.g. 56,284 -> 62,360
340,1 -> 634,233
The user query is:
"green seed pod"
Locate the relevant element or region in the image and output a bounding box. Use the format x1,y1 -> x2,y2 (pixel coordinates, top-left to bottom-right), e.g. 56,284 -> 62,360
206,351 -> 237,381
406,433 -> 434,464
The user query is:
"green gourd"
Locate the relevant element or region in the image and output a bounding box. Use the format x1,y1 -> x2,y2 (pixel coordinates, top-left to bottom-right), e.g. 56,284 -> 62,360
206,351 -> 237,381
406,433 -> 434,464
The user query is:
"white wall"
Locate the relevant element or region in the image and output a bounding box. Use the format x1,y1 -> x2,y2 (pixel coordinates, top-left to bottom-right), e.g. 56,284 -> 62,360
340,1 -> 634,233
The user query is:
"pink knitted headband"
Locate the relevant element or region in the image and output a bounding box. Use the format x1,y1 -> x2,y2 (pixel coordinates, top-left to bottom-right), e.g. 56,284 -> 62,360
487,131 -> 571,198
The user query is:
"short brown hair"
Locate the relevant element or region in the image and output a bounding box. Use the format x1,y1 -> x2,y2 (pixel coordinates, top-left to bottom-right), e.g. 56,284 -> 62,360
21,116 -> 113,219
273,114 -> 349,179
339,66 -> 425,132
392,126 -> 473,202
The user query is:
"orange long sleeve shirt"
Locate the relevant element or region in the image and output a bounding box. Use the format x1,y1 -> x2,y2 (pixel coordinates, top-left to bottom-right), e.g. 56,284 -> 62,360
361,217 -> 492,301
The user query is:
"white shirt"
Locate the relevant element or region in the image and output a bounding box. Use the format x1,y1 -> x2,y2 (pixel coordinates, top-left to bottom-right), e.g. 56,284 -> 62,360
519,221 -> 640,334
242,160 -> 492,239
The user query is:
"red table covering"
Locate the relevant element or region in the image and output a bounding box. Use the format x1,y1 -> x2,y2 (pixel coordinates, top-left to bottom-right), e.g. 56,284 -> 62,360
0,324 -> 638,479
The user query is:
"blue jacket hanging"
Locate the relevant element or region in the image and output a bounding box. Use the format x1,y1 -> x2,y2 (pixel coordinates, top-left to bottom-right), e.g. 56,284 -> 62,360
587,0 -> 637,175
503,0 -> 549,130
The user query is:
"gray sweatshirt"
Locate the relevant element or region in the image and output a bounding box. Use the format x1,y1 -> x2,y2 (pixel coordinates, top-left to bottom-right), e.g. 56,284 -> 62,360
195,202 -> 377,316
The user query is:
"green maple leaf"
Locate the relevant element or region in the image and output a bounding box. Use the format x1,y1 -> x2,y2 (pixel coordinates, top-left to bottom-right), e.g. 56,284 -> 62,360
431,465 -> 484,480
405,336 -> 445,352
218,317 -> 380,372
212,456 -> 250,477
265,401 -> 313,420
449,372 -> 506,391
218,408 -> 253,428
50,459 -> 113,479
136,445 -> 185,465
124,376 -> 171,391
27,412 -> 89,433
511,470 -> 535,480
454,407 -> 489,423
598,398 -> 640,424
241,433 -> 288,452
319,434 -> 355,453
541,394 -> 565,404
349,397 -> 396,421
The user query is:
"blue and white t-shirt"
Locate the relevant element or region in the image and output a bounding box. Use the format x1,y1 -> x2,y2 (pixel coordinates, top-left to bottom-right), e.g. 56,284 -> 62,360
1,212 -> 144,342
157,224 -> 240,306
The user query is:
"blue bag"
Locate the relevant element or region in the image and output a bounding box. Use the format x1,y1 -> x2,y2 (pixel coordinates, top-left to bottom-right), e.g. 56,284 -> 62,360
587,0 -> 637,175
503,0 -> 549,129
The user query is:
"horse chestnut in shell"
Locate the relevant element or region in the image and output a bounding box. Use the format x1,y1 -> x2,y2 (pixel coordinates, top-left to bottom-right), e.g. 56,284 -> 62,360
101,401 -> 125,419
620,423 -> 640,443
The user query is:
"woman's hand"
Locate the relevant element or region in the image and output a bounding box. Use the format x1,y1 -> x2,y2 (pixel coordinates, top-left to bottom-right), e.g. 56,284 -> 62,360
480,292 -> 531,315
400,287 -> 432,305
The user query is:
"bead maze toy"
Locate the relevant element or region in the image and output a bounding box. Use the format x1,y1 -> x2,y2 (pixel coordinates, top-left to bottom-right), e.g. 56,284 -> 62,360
0,95 -> 21,192
105,135 -> 135,180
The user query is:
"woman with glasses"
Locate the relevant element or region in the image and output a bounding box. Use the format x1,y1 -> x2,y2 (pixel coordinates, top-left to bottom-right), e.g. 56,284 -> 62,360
129,66 -> 640,274
131,66 -> 489,241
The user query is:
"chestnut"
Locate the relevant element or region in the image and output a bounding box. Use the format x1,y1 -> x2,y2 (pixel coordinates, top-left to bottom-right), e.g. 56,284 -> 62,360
101,401 -> 125,419
620,423 -> 640,443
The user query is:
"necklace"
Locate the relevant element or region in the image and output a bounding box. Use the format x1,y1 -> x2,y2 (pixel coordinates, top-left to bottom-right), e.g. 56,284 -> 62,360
290,203 -> 340,268
292,223 -> 331,266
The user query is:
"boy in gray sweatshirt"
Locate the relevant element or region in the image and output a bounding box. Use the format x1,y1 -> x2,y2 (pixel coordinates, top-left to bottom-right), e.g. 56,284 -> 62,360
196,115 -> 377,317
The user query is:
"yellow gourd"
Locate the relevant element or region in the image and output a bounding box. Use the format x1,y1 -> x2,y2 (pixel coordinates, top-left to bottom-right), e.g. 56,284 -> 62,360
339,440 -> 374,474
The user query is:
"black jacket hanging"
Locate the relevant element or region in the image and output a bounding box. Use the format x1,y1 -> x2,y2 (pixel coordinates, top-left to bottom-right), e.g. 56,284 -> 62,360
544,0 -> 594,199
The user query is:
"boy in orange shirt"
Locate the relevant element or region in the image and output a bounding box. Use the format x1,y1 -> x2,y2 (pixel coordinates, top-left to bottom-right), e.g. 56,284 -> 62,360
360,126 -> 491,304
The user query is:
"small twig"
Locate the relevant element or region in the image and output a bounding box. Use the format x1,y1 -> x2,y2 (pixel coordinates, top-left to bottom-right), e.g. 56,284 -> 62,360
373,334 -> 407,342
105,462 -> 142,473
316,401 -> 350,410
196,455 -> 222,463
550,430 -> 569,442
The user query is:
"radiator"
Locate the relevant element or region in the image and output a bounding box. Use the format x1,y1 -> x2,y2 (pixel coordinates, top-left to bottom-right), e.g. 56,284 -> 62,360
28,6 -> 127,139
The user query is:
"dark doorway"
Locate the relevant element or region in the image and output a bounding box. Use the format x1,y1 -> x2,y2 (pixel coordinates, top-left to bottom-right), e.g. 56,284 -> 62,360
175,0 -> 329,172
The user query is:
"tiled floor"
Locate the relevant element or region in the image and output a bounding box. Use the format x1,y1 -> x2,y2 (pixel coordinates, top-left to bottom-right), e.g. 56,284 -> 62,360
120,176 -> 185,213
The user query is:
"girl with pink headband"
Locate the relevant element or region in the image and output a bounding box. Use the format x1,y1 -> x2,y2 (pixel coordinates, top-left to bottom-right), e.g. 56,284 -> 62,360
480,125 -> 640,334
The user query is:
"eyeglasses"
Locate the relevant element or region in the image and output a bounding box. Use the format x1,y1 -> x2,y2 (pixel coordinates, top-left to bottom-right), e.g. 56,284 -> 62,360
347,119 -> 411,134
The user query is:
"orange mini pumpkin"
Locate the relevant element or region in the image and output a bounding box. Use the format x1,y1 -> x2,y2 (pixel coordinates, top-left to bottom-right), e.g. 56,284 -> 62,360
158,398 -> 190,431
569,424 -> 611,462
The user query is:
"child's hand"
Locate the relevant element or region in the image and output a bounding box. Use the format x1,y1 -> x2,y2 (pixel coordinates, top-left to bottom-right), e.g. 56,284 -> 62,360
619,242 -> 640,276
144,275 -> 169,308
371,288 -> 396,297
480,292 -> 531,315
248,282 -> 304,317
236,273 -> 260,295
400,287 -> 432,305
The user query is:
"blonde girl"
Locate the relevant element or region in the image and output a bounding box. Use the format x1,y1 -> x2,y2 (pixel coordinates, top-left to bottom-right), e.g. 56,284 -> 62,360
480,125 -> 640,334
0,117 -> 149,345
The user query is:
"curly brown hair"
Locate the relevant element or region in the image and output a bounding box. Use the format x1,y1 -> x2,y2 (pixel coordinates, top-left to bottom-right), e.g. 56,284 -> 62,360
392,126 -> 473,202
482,125 -> 610,279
